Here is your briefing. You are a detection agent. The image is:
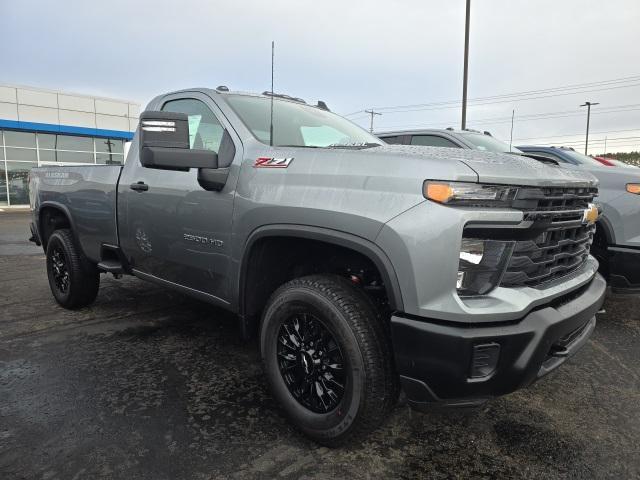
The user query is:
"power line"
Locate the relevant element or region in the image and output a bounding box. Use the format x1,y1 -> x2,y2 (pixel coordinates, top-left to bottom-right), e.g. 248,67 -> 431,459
368,75 -> 640,113
535,136 -> 640,146
513,127 -> 640,142
345,75 -> 640,117
377,83 -> 640,115
375,104 -> 640,131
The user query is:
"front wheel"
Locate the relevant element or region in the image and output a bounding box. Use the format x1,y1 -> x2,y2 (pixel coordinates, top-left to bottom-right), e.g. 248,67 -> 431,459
260,275 -> 397,446
46,229 -> 100,309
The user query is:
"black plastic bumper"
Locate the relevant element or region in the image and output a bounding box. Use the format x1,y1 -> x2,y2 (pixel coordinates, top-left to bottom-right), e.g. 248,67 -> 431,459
391,273 -> 606,410
608,245 -> 640,292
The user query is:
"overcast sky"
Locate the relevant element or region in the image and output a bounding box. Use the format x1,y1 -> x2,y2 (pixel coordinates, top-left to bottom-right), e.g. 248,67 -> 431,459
2,0 -> 639,153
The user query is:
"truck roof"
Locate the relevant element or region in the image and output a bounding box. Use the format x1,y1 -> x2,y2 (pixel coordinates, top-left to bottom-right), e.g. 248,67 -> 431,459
158,86 -> 330,111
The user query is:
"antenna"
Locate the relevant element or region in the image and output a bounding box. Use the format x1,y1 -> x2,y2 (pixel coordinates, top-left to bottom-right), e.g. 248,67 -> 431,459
269,41 -> 275,147
509,109 -> 515,152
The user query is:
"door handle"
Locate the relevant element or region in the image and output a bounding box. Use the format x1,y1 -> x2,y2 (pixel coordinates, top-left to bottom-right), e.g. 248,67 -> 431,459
130,182 -> 149,192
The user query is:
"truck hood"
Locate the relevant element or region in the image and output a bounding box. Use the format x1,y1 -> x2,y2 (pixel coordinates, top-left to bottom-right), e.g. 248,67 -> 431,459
367,145 -> 598,188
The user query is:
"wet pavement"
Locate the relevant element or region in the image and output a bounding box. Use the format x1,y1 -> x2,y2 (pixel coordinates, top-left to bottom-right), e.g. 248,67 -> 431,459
1,211 -> 639,479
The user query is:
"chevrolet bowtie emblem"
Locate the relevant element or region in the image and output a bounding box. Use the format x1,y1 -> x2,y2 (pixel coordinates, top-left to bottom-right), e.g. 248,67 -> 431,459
582,203 -> 599,225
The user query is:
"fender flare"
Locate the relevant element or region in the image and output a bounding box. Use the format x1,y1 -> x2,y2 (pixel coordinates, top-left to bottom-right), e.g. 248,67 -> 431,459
38,201 -> 85,256
237,224 -> 405,317
596,215 -> 615,245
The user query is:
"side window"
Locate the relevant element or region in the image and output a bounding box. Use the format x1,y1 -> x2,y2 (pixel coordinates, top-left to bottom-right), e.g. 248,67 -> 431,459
162,99 -> 224,153
381,136 -> 402,145
410,135 -> 460,148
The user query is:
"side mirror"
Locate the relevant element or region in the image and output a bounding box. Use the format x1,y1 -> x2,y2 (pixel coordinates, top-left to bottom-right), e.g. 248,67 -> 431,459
138,111 -> 218,171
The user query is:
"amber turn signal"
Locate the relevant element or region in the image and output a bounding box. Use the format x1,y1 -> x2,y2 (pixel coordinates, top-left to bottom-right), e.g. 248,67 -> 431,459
425,182 -> 455,203
626,184 -> 640,195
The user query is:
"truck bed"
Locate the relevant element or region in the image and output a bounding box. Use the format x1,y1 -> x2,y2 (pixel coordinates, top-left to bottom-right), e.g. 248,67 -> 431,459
30,165 -> 123,262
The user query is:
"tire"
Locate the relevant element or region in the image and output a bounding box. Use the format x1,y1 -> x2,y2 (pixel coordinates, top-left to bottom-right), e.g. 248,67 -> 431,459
260,274 -> 398,446
46,229 -> 100,309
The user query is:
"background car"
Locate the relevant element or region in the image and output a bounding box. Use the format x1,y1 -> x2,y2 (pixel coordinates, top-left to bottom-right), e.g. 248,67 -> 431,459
517,146 -> 640,292
378,128 -> 522,154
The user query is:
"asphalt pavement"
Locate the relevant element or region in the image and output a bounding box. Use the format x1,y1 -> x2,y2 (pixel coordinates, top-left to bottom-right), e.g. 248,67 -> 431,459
1,211 -> 639,479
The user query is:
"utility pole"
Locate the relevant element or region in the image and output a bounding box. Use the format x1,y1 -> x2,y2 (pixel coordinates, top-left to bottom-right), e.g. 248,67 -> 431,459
365,109 -> 382,133
509,109 -> 515,152
461,0 -> 471,130
580,101 -> 599,155
604,136 -> 607,157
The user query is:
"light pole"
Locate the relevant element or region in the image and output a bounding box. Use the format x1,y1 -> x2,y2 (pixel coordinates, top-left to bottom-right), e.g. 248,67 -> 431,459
580,101 -> 599,155
461,0 -> 471,130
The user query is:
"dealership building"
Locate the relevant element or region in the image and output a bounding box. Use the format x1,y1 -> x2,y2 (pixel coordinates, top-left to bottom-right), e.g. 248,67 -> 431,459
0,84 -> 140,207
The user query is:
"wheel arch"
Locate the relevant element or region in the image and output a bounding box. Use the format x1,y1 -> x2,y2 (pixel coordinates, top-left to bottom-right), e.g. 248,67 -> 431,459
595,215 -> 615,245
38,201 -> 83,254
237,225 -> 404,337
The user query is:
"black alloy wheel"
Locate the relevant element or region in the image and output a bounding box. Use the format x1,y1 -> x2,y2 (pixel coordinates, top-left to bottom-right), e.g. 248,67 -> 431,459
277,313 -> 346,413
50,246 -> 70,294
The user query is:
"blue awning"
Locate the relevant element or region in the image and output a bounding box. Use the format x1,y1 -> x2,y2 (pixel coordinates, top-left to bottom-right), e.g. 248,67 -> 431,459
0,118 -> 135,140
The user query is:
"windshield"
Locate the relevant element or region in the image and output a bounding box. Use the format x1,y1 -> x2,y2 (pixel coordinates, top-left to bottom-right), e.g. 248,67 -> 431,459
458,132 -> 522,154
225,94 -> 382,148
560,150 -> 612,167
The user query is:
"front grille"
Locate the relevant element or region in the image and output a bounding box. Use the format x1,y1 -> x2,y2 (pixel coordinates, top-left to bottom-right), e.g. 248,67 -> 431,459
500,187 -> 597,288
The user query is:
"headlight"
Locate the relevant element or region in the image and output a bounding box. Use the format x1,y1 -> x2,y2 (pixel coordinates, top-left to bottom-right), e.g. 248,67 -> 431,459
457,238 -> 514,296
424,181 -> 518,207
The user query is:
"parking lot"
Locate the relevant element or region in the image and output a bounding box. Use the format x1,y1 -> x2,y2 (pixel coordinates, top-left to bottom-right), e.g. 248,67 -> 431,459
0,210 -> 639,479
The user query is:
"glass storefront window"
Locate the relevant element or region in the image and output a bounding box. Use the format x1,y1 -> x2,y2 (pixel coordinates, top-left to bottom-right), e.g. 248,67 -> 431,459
56,135 -> 94,152
96,153 -> 124,165
0,132 -> 130,205
7,161 -> 35,205
38,134 -> 57,150
55,151 -> 94,163
96,138 -> 124,154
5,147 -> 37,162
0,162 -> 7,206
38,150 -> 57,162
4,131 -> 36,148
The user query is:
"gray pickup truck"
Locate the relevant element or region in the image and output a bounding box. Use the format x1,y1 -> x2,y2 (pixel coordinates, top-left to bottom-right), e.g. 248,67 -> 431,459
378,129 -> 640,292
29,87 -> 605,445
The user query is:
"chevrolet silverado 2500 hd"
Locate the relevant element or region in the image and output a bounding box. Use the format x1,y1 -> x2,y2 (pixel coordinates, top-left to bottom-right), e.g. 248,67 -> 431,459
377,128 -> 640,292
29,87 -> 605,445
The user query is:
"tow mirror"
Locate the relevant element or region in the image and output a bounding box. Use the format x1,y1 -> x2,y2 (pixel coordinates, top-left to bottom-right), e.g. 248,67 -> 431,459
138,111 -> 218,171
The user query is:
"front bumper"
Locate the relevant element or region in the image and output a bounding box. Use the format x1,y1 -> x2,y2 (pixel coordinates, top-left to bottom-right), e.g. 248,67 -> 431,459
608,245 -> 640,292
391,273 -> 606,409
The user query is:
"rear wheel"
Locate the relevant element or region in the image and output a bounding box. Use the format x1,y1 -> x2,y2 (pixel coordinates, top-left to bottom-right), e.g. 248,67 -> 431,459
260,274 -> 397,446
46,229 -> 100,309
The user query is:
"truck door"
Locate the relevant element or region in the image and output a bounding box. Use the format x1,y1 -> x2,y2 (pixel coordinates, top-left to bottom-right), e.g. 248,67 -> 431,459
118,93 -> 240,306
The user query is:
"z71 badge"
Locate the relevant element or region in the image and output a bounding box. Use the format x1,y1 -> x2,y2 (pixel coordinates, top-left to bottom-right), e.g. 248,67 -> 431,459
254,157 -> 294,168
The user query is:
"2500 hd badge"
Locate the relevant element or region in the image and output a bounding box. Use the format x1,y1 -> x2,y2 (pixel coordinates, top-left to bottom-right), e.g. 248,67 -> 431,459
183,233 -> 224,247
